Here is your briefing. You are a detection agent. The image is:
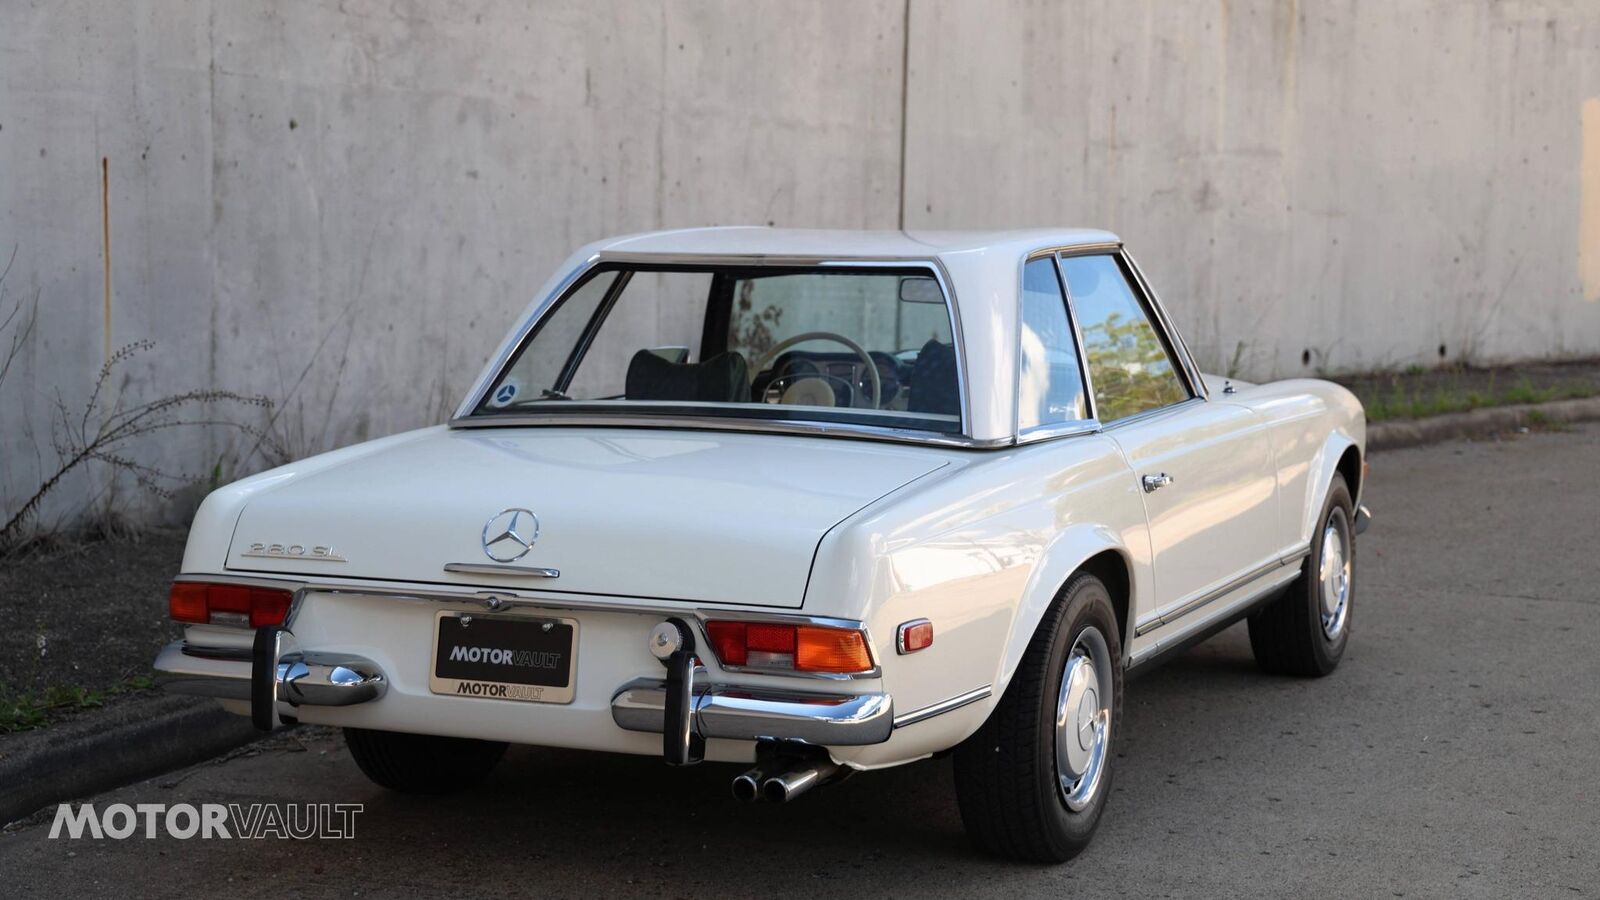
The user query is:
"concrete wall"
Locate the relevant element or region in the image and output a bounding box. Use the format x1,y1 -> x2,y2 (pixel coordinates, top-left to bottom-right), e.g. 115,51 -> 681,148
904,0 -> 1600,376
2,0 -> 1599,528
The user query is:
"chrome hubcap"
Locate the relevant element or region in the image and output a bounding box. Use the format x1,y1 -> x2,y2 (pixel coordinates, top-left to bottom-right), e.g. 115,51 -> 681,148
1055,625 -> 1112,812
1319,509 -> 1352,640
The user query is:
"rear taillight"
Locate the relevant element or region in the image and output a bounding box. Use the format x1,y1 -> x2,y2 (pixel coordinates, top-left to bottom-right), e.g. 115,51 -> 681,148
703,621 -> 875,674
169,581 -> 292,628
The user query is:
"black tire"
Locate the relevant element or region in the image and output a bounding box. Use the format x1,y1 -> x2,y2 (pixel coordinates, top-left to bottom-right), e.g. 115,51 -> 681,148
953,572 -> 1123,863
1249,473 -> 1355,676
343,728 -> 508,794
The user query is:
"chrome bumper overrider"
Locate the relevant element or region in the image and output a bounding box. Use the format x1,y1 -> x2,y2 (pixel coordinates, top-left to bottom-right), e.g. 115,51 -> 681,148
154,640 -> 386,710
610,678 -> 893,746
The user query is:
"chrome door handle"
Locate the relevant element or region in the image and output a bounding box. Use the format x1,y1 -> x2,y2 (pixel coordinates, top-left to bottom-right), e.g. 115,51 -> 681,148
1141,473 -> 1173,493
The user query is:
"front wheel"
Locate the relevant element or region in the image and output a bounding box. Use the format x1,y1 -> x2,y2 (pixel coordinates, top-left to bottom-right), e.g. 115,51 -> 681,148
953,572 -> 1123,862
1248,473 -> 1355,676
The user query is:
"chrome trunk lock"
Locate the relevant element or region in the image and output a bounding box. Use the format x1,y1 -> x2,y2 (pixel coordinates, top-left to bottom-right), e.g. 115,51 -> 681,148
649,621 -> 685,662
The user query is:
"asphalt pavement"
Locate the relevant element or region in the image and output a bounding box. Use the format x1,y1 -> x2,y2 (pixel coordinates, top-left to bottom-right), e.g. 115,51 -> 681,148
6,424 -> 1598,898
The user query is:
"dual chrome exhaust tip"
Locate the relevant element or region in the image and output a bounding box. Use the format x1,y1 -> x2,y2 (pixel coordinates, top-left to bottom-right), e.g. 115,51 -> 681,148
731,760 -> 840,803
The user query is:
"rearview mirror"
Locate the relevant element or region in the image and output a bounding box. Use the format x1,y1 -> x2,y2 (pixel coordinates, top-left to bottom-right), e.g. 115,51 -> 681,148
898,277 -> 942,305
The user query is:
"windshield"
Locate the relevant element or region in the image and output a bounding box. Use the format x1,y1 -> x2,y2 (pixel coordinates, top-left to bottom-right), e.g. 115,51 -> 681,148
470,263 -> 962,434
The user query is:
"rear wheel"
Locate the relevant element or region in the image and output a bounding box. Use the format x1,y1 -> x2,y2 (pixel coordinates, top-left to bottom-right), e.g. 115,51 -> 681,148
953,572 -> 1122,862
1249,474 -> 1355,676
344,727 -> 508,794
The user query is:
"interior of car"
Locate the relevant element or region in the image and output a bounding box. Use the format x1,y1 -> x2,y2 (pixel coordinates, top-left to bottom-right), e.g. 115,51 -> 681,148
478,264 -> 963,433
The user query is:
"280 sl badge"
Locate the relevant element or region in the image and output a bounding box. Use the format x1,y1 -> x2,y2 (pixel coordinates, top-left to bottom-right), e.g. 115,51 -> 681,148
241,542 -> 346,562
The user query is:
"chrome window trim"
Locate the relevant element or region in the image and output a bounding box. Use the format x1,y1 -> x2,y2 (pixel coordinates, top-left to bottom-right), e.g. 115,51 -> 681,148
1050,247 -> 1202,430
454,252 -> 601,420
1097,395 -> 1206,434
1011,247 -> 1102,444
448,412 -> 1008,449
1014,420 -> 1103,443
1119,250 -> 1210,401
451,252 -> 977,446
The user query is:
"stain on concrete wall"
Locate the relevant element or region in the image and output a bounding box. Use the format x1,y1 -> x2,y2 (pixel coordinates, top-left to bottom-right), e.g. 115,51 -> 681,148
1582,97 -> 1600,301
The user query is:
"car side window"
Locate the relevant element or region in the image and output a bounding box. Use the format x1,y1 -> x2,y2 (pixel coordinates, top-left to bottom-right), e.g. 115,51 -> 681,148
1017,257 -> 1088,430
1059,254 -> 1190,423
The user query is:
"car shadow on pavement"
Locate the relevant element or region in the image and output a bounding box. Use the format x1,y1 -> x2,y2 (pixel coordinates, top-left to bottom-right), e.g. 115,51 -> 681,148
331,627 -> 1272,882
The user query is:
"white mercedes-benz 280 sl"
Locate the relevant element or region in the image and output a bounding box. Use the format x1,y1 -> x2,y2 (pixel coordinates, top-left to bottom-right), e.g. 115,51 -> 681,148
156,227 -> 1370,861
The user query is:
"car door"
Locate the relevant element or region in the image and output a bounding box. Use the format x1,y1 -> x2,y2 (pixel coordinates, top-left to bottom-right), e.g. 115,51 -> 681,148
1057,252 -> 1280,636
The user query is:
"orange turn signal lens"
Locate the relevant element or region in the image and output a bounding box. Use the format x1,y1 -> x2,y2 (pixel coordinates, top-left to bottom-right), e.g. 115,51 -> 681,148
795,626 -> 874,672
702,620 -> 875,674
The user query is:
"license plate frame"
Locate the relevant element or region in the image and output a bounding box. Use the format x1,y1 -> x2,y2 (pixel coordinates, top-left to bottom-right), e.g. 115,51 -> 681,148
429,610 -> 578,705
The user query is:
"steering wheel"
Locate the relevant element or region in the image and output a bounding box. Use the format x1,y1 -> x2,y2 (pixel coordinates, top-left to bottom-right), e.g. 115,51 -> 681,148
752,331 -> 883,409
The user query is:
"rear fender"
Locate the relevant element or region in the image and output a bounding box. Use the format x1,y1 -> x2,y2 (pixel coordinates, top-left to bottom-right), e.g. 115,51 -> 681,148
992,524 -> 1137,706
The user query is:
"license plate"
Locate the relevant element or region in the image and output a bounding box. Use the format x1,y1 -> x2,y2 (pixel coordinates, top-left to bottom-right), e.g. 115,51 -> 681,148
429,611 -> 577,704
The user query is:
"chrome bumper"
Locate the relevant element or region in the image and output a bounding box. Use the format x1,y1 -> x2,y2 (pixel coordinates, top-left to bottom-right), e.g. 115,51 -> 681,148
610,678 -> 893,746
154,639 -> 387,709
158,637 -> 891,748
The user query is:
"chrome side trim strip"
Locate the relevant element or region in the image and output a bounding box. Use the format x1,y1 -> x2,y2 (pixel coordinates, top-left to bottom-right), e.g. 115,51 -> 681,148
1133,547 -> 1310,637
443,562 -> 561,579
891,685 -> 993,729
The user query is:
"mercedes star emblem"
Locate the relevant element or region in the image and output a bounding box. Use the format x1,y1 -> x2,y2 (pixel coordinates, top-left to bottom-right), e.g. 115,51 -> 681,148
481,508 -> 539,563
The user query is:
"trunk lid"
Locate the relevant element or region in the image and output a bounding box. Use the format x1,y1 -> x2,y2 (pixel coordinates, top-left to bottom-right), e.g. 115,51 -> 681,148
225,428 -> 946,607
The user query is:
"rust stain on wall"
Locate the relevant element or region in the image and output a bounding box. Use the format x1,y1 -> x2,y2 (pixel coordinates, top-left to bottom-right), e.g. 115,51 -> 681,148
1582,98 -> 1600,302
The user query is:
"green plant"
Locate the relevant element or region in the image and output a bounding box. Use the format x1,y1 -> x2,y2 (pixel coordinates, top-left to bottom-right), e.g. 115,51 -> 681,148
0,673 -> 160,734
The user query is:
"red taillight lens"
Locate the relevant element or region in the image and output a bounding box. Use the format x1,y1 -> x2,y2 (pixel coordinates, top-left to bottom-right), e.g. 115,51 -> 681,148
168,582 -> 210,623
247,590 -> 292,627
705,621 -> 748,666
168,581 -> 293,628
746,623 -> 796,654
702,621 -> 874,674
